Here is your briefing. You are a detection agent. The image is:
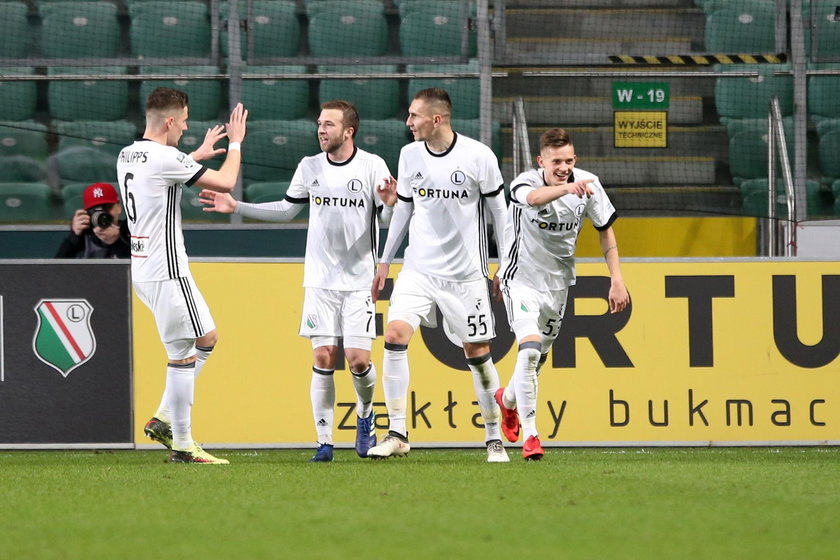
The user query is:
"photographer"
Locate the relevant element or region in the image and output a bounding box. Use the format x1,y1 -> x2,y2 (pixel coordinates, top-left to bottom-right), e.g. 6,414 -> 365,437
55,182 -> 130,259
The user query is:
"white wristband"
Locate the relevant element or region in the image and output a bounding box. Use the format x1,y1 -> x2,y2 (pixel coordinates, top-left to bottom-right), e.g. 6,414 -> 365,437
228,142 -> 241,151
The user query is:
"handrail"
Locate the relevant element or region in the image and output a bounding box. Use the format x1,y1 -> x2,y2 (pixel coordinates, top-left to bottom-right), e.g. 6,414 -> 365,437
768,96 -> 797,257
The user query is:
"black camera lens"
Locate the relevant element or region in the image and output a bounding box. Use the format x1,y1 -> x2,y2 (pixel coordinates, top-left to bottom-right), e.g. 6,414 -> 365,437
88,206 -> 114,229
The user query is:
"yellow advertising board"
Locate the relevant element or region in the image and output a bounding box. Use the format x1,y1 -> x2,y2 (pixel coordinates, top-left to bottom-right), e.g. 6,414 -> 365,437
133,260 -> 840,447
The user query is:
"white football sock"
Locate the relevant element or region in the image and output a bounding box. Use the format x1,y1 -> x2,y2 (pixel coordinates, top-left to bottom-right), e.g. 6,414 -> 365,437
193,345 -> 214,379
310,367 -> 335,445
167,362 -> 196,450
382,343 -> 409,437
513,343 -> 542,439
351,362 -> 376,419
466,353 -> 502,442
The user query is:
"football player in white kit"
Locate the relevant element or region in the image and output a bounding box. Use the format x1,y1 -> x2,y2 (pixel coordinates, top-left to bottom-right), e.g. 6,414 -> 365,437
199,100 -> 397,462
117,87 -> 248,464
368,88 -> 512,463
495,128 -> 630,460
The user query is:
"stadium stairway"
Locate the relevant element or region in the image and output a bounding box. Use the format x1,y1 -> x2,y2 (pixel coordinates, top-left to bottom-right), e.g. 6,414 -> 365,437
492,0 -> 741,215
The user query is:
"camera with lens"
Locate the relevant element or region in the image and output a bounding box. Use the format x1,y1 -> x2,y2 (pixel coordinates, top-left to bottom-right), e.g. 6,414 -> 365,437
87,204 -> 114,229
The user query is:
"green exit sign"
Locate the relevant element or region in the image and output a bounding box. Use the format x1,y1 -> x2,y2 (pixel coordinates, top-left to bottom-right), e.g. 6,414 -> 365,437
612,82 -> 670,109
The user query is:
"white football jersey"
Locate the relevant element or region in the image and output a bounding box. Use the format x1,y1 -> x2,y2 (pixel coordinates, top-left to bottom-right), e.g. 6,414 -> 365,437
499,167 -> 617,291
287,147 -> 391,290
116,139 -> 206,282
397,133 -> 505,282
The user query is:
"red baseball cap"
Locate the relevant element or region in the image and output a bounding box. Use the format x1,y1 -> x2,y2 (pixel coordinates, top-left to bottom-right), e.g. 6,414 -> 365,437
83,182 -> 119,210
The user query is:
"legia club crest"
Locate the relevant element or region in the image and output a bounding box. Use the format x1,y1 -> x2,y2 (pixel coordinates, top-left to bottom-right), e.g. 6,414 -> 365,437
32,299 -> 96,377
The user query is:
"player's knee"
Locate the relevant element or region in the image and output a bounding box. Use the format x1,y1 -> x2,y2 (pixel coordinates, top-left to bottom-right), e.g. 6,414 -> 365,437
384,321 -> 412,345
198,329 -> 218,348
312,346 -> 337,369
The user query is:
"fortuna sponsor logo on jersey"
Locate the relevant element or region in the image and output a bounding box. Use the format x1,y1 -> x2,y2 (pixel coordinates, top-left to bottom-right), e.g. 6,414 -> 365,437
412,187 -> 469,199
32,299 -> 96,377
530,217 -> 582,231
311,195 -> 366,207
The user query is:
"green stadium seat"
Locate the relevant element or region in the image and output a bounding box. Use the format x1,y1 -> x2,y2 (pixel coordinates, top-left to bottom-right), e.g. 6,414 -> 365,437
243,120 -> 319,182
809,0 -> 840,60
395,0 -> 475,18
55,120 -> 138,157
47,66 -> 129,121
243,65 -> 310,120
0,155 -> 48,182
0,182 -> 53,222
304,0 -> 384,16
129,2 -> 211,59
714,64 -> 793,120
180,186 -> 229,222
318,65 -> 399,120
52,146 -> 118,184
407,61 -> 480,119
0,2 -> 30,58
704,4 -> 777,53
139,66 -> 223,122
355,119 -> 410,174
0,122 -> 49,159
60,182 -> 88,218
39,1 -> 120,58
399,1 -> 477,57
817,126 -> 840,179
0,67 -> 37,121
245,181 -> 289,202
307,1 -> 388,57
222,0 -> 300,60
725,117 -> 794,184
740,179 -> 828,218
808,65 -> 840,120
451,118 -> 502,158
833,178 -> 840,198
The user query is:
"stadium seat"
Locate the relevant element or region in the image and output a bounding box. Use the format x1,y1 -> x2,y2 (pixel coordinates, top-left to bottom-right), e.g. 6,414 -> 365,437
354,119 -> 410,174
52,146 -> 118,184
129,2 -> 211,59
704,3 -> 777,53
0,155 -> 48,182
0,67 -> 37,121
725,117 -> 794,184
0,182 -> 53,222
139,66 -> 223,122
817,125 -> 840,179
180,186 -> 229,222
396,0 -> 475,18
47,66 -> 129,121
243,65 -> 310,120
809,0 -> 840,60
318,65 -> 400,120
807,65 -> 840,120
55,120 -> 138,157
740,179 -> 828,218
407,61 -> 480,119
39,1 -> 121,58
60,182 -> 88,218
714,64 -> 793,120
0,2 -> 30,58
399,1 -> 477,57
451,118 -> 502,158
245,181 -> 289,202
307,1 -> 388,57
243,120 -> 319,182
222,0 -> 300,60
304,0 -> 384,17
0,121 -> 49,159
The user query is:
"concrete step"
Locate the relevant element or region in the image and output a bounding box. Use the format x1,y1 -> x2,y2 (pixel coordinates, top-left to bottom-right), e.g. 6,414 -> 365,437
500,125 -> 729,162
502,8 -> 705,41
500,37 -> 695,64
492,95 -> 704,125
501,155 -> 717,186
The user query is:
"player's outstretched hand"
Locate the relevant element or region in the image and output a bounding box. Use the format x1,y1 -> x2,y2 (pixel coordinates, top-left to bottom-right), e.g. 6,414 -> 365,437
377,176 -> 398,207
372,263 -> 390,301
567,178 -> 595,198
226,103 -> 248,144
199,189 -> 237,214
190,125 -> 227,162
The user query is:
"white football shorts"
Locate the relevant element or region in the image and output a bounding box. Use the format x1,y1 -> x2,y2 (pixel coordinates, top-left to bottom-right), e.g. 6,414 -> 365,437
502,281 -> 568,350
299,288 -> 376,348
387,268 -> 496,344
133,275 -> 215,360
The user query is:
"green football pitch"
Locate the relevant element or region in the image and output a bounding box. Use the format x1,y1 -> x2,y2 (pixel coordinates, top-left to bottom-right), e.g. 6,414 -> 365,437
2,447 -> 838,559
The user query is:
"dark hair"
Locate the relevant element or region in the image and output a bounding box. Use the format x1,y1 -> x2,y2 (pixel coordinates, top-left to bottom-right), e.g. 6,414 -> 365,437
539,128 -> 573,151
146,87 -> 189,113
320,99 -> 359,138
413,87 -> 452,113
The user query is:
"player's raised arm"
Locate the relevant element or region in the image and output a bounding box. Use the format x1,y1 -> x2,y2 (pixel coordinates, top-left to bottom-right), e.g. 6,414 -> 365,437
194,103 -> 248,193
